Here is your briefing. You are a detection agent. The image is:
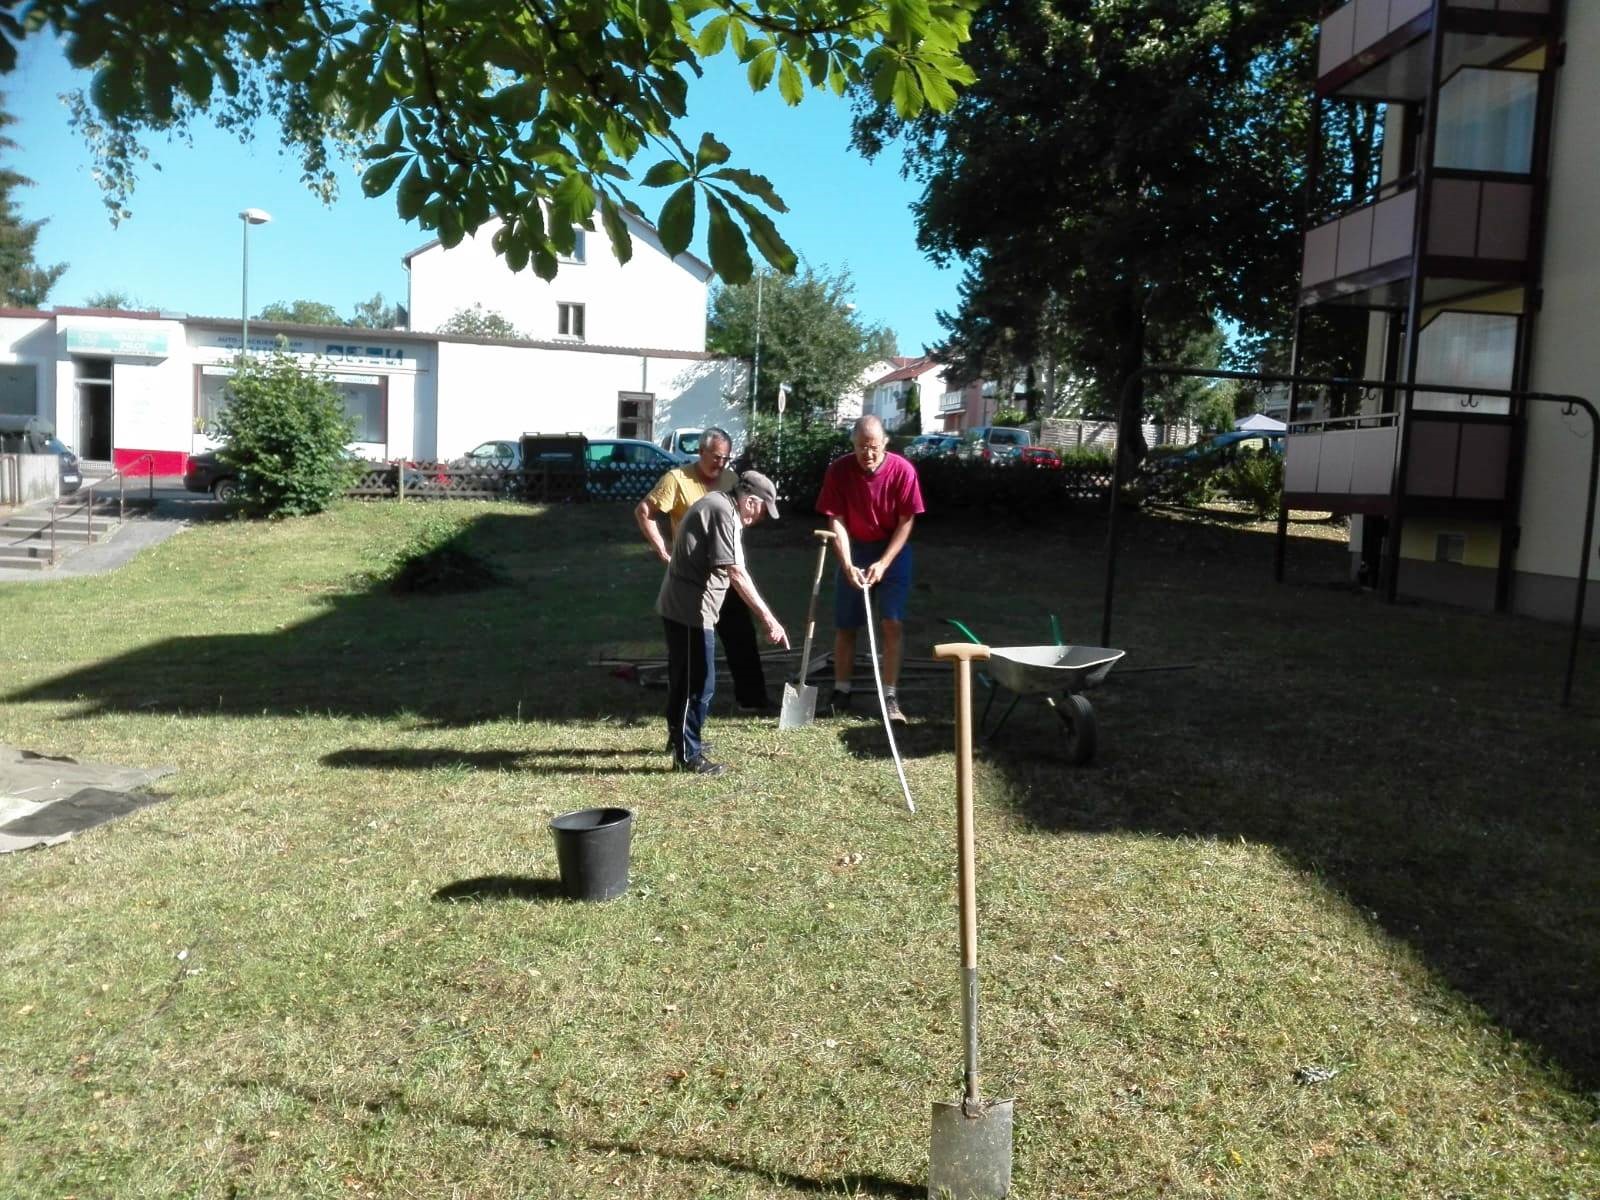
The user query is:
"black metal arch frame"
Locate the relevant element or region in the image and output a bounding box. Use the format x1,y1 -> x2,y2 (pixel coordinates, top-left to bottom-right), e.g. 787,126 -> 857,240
1102,365 -> 1598,707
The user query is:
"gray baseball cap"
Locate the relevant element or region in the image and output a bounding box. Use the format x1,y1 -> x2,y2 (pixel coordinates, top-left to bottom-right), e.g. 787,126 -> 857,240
737,470 -> 780,519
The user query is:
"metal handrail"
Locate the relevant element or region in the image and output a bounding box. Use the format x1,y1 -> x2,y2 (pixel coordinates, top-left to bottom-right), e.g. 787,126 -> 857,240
44,455 -> 156,563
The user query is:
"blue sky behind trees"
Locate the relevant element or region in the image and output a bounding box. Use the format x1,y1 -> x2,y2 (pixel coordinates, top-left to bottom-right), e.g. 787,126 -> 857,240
8,36 -> 957,353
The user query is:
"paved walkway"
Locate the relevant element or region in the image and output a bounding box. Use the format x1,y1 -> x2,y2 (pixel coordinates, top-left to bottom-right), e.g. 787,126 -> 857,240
0,478 -> 220,583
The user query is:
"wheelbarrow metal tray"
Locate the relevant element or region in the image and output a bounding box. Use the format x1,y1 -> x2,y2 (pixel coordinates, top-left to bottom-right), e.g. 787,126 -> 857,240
988,645 -> 1125,695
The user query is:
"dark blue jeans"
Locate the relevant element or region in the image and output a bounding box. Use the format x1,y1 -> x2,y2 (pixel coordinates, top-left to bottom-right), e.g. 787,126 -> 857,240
663,617 -> 717,763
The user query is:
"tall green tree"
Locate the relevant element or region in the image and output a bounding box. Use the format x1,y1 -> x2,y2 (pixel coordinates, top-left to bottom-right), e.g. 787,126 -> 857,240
10,0 -> 978,284
258,299 -> 346,326
350,292 -> 402,330
0,100 -> 66,306
83,289 -> 148,310
853,0 -> 1325,466
707,266 -> 896,418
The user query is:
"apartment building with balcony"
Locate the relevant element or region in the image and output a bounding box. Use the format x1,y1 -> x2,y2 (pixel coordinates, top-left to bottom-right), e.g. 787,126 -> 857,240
1288,0 -> 1596,623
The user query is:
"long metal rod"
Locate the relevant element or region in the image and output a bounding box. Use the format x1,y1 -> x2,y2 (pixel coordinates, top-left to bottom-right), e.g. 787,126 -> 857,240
862,585 -> 915,812
953,652 -> 980,1105
1103,366 -> 1597,706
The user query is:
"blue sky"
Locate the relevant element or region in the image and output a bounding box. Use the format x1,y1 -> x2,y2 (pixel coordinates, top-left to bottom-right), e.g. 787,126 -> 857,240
7,37 -> 960,355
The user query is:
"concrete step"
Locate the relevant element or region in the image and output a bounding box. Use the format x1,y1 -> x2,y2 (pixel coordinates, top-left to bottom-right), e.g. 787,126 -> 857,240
0,525 -> 115,546
0,540 -> 56,559
0,554 -> 49,571
5,512 -> 124,532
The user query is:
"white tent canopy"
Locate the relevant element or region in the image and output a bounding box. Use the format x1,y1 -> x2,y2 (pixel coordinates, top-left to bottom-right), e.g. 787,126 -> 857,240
1236,412 -> 1287,432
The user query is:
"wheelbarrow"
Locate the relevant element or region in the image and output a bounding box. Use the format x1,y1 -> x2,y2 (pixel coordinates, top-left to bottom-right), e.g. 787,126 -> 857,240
946,617 -> 1124,765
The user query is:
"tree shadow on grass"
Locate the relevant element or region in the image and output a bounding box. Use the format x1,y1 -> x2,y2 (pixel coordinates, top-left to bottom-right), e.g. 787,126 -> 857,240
325,748 -> 666,775
226,1074 -> 924,1197
960,522 -> 1600,1092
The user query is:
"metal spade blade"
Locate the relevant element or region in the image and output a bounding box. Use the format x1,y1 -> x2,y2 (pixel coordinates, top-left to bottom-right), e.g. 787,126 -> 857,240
778,530 -> 834,732
777,681 -> 817,729
929,1097 -> 1013,1200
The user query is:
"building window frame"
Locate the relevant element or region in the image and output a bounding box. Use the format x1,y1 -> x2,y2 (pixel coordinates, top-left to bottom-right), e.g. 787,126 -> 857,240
557,302 -> 586,341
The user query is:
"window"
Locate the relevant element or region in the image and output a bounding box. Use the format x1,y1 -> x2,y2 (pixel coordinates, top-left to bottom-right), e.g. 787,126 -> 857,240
0,364 -> 37,415
559,229 -> 587,264
1436,533 -> 1466,564
197,366 -> 386,443
617,392 -> 653,440
334,378 -> 386,443
1414,311 -> 1517,413
558,302 -> 586,340
1434,68 -> 1538,175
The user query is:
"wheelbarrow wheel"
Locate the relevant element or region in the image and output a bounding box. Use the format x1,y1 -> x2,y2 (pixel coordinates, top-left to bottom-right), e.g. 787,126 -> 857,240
1053,693 -> 1097,764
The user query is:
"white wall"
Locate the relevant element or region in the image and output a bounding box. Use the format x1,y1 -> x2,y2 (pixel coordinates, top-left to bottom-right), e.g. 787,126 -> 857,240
1521,1 -> 1600,586
52,314 -> 188,462
407,213 -> 711,352
432,340 -> 744,460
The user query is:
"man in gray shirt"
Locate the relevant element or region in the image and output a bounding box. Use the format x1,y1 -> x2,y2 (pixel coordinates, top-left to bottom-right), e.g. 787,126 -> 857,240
657,471 -> 789,775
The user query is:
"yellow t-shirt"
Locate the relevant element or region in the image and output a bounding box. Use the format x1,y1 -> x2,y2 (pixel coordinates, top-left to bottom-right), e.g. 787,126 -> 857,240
645,465 -> 737,538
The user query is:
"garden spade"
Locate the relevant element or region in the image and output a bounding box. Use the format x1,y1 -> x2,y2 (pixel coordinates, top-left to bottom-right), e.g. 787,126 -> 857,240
779,529 -> 836,730
928,641 -> 1013,1200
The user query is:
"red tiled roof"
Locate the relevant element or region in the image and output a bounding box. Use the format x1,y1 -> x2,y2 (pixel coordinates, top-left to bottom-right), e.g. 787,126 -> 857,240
871,356 -> 937,386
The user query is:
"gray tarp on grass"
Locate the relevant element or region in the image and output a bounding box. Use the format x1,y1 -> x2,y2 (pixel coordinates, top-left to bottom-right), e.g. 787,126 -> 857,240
0,745 -> 174,853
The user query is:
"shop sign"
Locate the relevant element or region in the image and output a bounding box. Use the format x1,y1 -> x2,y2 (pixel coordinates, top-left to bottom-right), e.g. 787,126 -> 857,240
65,327 -> 171,358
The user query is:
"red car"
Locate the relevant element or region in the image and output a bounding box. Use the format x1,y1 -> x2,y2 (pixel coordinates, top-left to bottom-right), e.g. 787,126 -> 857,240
1018,446 -> 1063,469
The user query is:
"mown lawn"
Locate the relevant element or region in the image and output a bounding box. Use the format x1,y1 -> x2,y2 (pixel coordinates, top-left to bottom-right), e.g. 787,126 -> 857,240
1,498 -> 1596,1199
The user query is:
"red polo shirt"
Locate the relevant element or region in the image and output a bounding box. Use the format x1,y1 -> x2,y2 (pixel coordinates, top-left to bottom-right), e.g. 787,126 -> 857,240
815,451 -> 925,543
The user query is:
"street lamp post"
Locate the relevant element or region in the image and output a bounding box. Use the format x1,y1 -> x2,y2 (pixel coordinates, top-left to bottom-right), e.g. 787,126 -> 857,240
238,208 -> 272,355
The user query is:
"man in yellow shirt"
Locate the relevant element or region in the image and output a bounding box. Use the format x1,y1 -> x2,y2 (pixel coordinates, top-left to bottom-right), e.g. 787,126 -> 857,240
634,427 -> 772,714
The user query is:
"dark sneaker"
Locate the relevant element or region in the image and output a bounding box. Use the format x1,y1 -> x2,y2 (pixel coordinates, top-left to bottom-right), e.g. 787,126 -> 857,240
827,690 -> 853,715
667,738 -> 714,757
883,695 -> 908,724
734,695 -> 776,715
674,755 -> 728,777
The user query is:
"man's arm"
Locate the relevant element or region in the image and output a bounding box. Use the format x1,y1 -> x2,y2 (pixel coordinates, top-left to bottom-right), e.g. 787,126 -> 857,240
862,515 -> 915,586
634,484 -> 673,564
827,516 -> 865,590
727,563 -> 789,647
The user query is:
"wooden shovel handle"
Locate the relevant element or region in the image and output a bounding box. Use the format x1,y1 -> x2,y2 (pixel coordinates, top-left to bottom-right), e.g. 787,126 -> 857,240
813,528 -> 837,544
933,642 -> 991,663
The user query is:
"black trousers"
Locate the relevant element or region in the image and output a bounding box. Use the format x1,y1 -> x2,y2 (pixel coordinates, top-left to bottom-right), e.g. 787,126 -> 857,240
716,589 -> 768,706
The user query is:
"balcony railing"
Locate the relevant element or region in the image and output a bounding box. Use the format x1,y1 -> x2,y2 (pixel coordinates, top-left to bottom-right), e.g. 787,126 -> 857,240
1301,186 -> 1417,294
1317,0 -> 1552,97
1301,173 -> 1532,299
1284,408 -> 1513,513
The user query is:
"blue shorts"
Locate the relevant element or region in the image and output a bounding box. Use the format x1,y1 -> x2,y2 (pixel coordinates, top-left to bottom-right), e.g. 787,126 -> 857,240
834,541 -> 913,629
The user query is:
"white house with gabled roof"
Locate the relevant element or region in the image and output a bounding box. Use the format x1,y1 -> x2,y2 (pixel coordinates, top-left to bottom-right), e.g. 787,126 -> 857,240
404,209 -> 714,352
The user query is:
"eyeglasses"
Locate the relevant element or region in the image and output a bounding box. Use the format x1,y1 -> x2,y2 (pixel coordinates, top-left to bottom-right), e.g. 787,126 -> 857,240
704,451 -> 733,463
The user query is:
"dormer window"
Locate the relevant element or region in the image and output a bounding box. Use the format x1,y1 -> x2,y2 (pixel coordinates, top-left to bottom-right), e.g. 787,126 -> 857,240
558,302 -> 586,340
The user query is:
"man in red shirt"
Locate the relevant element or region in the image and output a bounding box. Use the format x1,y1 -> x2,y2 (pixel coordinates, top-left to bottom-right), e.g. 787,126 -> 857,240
814,414 -> 926,723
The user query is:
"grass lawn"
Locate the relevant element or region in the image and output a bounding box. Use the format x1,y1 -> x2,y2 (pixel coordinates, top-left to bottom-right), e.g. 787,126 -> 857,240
2,498 -> 1596,1199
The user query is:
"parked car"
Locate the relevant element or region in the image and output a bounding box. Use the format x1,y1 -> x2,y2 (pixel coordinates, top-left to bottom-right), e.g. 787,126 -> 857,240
904,434 -> 961,460
1147,429 -> 1285,470
456,439 -> 522,469
0,414 -> 82,495
959,425 -> 1033,464
586,438 -> 684,499
658,428 -> 706,461
182,450 -> 241,501
1018,445 -> 1063,470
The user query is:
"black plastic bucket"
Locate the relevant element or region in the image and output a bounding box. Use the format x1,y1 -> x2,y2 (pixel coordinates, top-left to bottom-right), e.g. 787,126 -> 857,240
549,807 -> 633,901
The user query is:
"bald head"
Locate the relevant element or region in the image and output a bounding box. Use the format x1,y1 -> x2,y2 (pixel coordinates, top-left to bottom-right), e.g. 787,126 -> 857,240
851,414 -> 888,475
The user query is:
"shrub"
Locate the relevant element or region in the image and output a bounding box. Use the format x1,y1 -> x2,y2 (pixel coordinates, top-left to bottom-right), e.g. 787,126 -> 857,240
214,348 -> 357,517
1215,453 -> 1283,518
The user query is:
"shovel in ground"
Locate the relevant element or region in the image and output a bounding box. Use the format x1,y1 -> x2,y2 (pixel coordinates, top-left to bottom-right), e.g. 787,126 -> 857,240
779,529 -> 836,730
929,641 -> 1013,1200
